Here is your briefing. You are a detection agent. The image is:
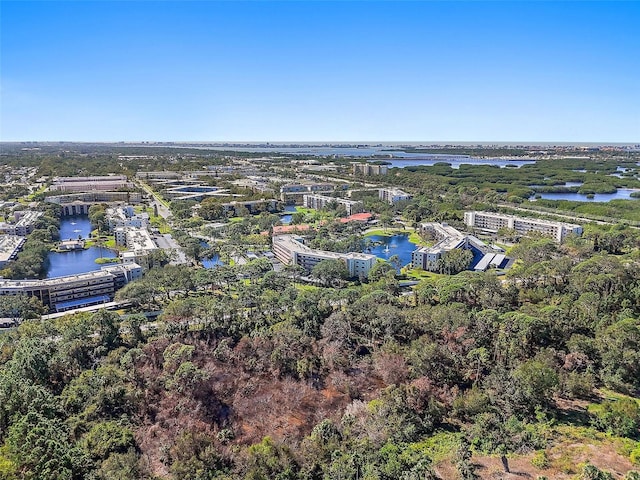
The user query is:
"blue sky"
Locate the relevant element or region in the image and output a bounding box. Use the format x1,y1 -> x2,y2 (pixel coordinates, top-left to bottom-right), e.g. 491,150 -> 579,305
1,1 -> 639,142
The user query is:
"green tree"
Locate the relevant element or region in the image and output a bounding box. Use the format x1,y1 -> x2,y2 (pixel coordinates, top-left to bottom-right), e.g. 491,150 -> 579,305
6,411 -> 89,480
591,398 -> 640,438
311,259 -> 349,286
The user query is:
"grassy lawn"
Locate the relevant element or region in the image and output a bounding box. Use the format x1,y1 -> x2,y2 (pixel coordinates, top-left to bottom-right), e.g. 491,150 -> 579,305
403,267 -> 443,281
94,257 -> 120,265
294,207 -> 314,214
408,231 -> 430,246
364,227 -> 409,237
138,181 -> 170,208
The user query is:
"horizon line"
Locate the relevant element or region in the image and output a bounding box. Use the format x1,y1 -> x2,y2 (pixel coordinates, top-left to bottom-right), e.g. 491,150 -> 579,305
2,140 -> 639,146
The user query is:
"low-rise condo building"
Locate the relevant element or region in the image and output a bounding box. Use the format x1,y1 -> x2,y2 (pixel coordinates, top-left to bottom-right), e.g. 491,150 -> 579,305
272,234 -> 376,278
303,194 -> 364,216
114,227 -> 158,268
280,183 -> 346,203
107,205 -> 150,231
0,235 -> 26,268
0,263 -> 142,312
463,211 -> 582,243
378,188 -> 412,204
0,211 -> 43,236
47,192 -> 143,216
411,222 -> 502,272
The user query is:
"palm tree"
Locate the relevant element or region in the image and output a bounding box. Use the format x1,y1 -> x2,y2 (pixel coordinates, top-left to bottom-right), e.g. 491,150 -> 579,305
95,237 -> 106,259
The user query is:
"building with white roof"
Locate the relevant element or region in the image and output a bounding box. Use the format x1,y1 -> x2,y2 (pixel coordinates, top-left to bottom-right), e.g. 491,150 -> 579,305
411,222 -> 501,272
0,211 -> 43,236
463,211 -> 582,243
0,235 -> 26,268
378,188 -> 412,204
106,205 -> 150,231
272,235 -> 376,278
50,175 -> 133,193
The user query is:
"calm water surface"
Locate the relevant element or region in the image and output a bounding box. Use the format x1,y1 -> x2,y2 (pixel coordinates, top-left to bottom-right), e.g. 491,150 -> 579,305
206,146 -> 536,168
59,215 -> 93,240
47,216 -> 116,277
532,189 -> 639,202
280,205 -> 297,224
47,248 -> 117,278
383,158 -> 534,169
200,241 -> 225,269
366,234 -> 417,268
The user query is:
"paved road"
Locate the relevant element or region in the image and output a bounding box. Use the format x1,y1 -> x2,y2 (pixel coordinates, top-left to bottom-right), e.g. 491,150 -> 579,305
154,234 -> 189,265
135,180 -> 172,219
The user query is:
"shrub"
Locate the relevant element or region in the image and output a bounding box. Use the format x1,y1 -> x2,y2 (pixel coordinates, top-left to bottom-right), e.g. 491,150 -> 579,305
591,398 -> 640,438
531,450 -> 549,469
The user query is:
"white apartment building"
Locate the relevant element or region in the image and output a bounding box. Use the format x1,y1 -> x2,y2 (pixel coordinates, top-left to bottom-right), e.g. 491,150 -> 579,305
0,235 -> 26,268
303,194 -> 364,216
412,223 -> 468,271
0,211 -> 43,236
353,163 -> 389,176
107,205 -> 150,231
115,227 -> 158,268
272,235 -> 376,278
378,188 -> 412,204
280,183 -> 346,203
411,222 -> 499,272
464,211 -> 583,243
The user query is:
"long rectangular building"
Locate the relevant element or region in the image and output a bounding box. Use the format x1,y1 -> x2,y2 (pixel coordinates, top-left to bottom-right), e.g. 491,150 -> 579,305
463,211 -> 582,243
0,263 -> 142,312
303,194 -> 364,216
280,183 -> 345,203
50,175 -> 133,193
272,235 -> 376,278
